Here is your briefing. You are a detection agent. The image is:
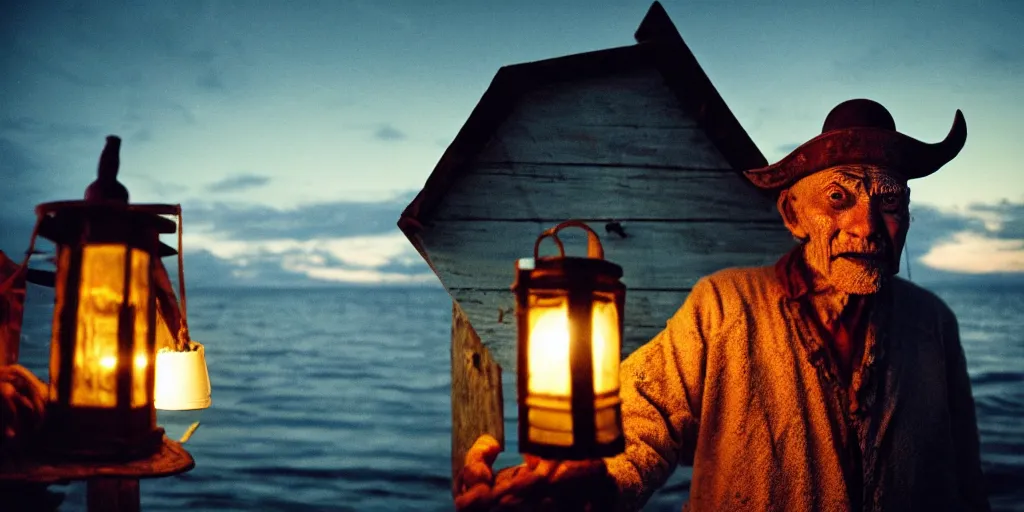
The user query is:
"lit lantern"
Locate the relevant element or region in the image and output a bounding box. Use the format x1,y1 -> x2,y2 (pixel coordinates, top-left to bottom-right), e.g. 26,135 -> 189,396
513,220 -> 625,460
37,135 -> 177,460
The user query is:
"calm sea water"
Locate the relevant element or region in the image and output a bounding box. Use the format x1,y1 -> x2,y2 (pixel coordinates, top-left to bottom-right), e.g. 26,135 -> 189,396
15,283 -> 1024,511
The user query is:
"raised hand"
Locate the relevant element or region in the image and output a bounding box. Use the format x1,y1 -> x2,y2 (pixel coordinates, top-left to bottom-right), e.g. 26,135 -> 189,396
454,435 -> 618,512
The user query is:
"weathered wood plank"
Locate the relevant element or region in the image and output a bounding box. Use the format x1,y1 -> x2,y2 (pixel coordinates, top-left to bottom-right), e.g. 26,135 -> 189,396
500,69 -> 699,129
433,162 -> 778,222
449,288 -> 691,370
477,124 -> 728,168
420,220 -> 794,291
475,70 -> 727,168
450,301 -> 504,493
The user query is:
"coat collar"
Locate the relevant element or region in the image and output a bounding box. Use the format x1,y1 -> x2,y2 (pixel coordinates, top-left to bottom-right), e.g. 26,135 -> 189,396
774,245 -> 814,299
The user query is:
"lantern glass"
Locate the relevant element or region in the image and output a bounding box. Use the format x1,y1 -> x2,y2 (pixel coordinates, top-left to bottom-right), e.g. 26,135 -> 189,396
525,291 -> 621,398
590,291 -> 620,396
526,292 -> 570,397
49,244 -> 152,408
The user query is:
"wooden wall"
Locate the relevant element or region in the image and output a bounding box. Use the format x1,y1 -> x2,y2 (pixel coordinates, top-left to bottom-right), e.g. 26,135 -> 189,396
418,69 -> 794,369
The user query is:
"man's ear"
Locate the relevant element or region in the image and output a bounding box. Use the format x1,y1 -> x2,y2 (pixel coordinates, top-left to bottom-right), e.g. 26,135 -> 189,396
777,189 -> 808,242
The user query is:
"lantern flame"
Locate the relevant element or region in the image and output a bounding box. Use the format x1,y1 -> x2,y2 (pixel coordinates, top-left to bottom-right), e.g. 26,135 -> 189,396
527,296 -> 620,397
527,302 -> 572,396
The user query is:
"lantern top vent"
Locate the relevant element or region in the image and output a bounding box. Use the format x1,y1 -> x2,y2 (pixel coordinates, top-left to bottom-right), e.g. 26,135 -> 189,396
84,135 -> 129,204
35,135 -> 181,256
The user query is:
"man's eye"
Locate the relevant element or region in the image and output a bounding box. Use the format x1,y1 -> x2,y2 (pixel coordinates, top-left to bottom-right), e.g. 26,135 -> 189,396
880,194 -> 903,211
828,190 -> 846,202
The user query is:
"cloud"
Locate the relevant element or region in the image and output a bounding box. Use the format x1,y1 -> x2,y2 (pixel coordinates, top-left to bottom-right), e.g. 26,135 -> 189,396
920,232 -> 1024,274
184,190 -> 416,240
374,125 -> 407,142
906,203 -> 988,256
125,98 -> 196,126
165,190 -> 435,286
974,44 -> 1024,77
195,68 -> 225,91
130,127 -> 153,143
774,142 -> 801,156
4,44 -> 108,88
908,200 -> 1024,278
206,174 -> 271,193
1,117 -> 103,141
175,232 -> 435,287
0,138 -> 57,254
131,174 -> 191,200
969,199 -> 1024,239
5,1 -> 244,118
978,46 -> 1022,67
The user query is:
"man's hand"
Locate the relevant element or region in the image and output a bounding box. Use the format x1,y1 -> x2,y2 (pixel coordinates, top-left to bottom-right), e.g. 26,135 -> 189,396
0,365 -> 48,450
454,435 -> 618,511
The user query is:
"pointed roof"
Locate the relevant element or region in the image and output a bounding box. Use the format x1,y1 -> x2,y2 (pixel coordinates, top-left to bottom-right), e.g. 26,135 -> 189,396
399,1 -> 768,271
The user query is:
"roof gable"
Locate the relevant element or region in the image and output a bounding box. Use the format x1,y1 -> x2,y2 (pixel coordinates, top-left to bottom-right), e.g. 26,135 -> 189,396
399,1 -> 768,242
397,2 -> 792,368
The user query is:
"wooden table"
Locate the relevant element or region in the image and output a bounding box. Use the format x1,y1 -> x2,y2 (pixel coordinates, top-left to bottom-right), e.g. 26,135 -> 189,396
0,436 -> 194,512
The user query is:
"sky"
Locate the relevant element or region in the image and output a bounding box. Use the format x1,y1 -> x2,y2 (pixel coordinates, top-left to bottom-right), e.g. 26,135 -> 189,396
2,0 -> 1022,287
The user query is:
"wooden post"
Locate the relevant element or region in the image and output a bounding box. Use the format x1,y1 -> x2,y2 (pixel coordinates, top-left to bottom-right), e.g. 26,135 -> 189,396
450,300 -> 505,491
87,478 -> 140,512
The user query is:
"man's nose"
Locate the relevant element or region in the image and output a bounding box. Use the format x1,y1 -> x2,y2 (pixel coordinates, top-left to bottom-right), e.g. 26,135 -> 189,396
845,200 -> 883,240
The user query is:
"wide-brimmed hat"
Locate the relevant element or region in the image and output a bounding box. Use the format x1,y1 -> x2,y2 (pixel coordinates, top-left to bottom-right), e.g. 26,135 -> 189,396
742,99 -> 966,191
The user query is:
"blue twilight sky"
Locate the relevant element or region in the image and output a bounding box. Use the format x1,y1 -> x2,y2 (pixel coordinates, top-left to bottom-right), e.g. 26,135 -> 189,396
2,0 -> 1022,286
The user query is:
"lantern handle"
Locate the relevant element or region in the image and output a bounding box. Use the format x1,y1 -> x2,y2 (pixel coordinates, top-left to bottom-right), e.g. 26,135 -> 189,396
172,205 -> 190,349
533,220 -> 605,261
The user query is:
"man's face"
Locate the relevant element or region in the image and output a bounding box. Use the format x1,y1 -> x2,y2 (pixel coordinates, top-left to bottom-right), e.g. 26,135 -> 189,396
780,165 -> 911,295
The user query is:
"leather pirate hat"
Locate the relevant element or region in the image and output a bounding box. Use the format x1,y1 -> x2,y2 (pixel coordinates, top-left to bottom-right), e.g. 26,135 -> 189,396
743,99 -> 967,191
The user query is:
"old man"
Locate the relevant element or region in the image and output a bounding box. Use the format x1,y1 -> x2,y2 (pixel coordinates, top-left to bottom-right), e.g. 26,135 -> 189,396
454,99 -> 990,511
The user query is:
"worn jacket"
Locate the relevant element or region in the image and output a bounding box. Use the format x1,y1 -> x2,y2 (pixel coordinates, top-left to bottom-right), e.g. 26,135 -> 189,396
606,249 -> 989,511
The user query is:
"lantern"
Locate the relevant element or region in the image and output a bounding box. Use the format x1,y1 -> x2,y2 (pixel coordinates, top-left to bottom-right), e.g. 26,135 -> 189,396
37,135 -> 177,460
513,220 -> 625,460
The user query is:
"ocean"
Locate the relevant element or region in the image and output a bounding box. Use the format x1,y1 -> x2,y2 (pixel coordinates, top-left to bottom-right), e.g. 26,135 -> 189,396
13,283 -> 1024,511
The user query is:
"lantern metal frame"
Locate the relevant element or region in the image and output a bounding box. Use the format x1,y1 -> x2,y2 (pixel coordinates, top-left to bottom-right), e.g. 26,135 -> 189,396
513,220 -> 626,460
36,200 -> 178,461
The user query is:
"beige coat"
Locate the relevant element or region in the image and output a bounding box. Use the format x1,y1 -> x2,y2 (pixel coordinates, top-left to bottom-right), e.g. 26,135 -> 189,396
605,250 -> 989,511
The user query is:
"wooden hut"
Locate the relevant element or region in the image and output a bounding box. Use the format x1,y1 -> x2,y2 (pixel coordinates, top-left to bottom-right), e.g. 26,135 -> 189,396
397,1 -> 795,481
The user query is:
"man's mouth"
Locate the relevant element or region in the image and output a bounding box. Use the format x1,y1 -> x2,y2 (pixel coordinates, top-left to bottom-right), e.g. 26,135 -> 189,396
836,252 -> 886,262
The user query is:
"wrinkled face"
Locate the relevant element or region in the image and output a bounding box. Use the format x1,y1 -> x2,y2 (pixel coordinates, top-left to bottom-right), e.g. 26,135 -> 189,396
778,165 -> 911,294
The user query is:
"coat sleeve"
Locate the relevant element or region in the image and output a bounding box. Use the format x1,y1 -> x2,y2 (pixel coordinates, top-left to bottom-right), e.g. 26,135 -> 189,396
605,278 -> 718,511
943,310 -> 991,511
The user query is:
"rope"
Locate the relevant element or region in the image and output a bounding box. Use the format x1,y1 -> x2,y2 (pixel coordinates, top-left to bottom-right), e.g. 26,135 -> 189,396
904,237 -> 913,282
905,212 -> 914,282
174,205 -> 191,349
